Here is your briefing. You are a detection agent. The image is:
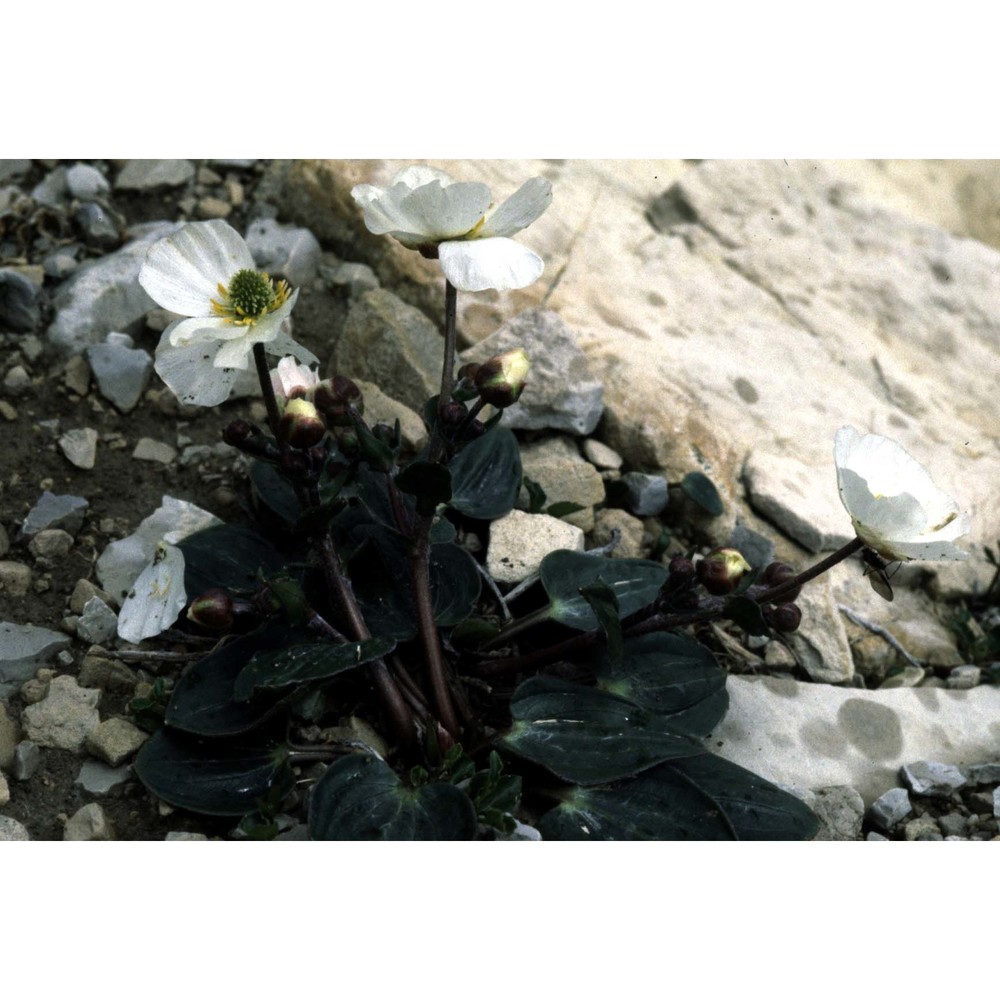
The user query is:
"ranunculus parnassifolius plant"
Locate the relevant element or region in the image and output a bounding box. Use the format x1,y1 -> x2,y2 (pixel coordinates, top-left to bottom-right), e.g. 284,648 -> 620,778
351,166 -> 552,292
834,426 -> 970,562
139,220 -> 318,407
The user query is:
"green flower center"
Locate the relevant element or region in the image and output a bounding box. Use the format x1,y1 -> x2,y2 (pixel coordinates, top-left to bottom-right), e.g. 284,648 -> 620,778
228,268 -> 276,317
211,269 -> 292,326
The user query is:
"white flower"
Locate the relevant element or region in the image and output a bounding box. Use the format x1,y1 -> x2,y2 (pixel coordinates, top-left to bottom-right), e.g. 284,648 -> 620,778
351,165 -> 552,292
271,355 -> 320,401
834,426 -> 970,561
139,220 -> 318,407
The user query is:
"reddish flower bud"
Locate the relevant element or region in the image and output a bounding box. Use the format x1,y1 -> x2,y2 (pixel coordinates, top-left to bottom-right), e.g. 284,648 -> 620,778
474,348 -> 529,408
668,555 -> 697,585
697,547 -> 751,595
313,375 -> 363,426
761,561 -> 801,600
764,602 -> 802,633
187,588 -> 234,630
456,362 -> 481,382
222,419 -> 254,446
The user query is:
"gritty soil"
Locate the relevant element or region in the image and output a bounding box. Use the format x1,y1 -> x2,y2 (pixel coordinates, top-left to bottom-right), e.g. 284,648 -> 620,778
0,160 -> 349,839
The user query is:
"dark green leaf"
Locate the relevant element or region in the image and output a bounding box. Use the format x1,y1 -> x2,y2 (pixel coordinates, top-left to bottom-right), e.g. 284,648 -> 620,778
539,550 -> 668,630
233,636 -> 397,702
308,754 -> 478,840
395,461 -> 452,512
498,676 -> 704,785
348,526 -> 481,640
725,594 -> 770,636
249,460 -> 347,533
522,475 -> 547,514
593,632 -> 728,737
681,471 -> 724,516
352,413 -> 395,471
537,754 -> 817,840
448,427 -> 522,520
134,728 -> 294,817
166,625 -> 313,736
177,524 -> 286,598
579,581 -> 623,671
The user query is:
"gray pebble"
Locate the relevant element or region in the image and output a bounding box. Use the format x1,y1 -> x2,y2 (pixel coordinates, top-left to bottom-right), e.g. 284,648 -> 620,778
964,762 -> 1000,785
904,816 -> 944,841
76,596 -> 119,645
76,759 -> 131,795
75,201 -> 120,249
620,471 -> 669,516
115,159 -> 195,190
0,268 -> 42,332
937,812 -> 969,837
946,664 -> 981,689
66,164 -> 110,199
12,740 -> 42,781
867,786 -> 912,830
0,622 -> 72,697
20,491 -> 89,538
86,337 -> 154,413
0,816 -> 30,841
900,760 -> 967,797
31,166 -> 68,207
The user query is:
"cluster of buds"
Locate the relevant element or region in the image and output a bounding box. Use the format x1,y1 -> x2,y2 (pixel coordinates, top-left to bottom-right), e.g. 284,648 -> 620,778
660,549 -> 803,634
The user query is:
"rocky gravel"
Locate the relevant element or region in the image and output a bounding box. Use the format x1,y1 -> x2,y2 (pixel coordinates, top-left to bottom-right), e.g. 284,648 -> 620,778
1,158 -> 999,840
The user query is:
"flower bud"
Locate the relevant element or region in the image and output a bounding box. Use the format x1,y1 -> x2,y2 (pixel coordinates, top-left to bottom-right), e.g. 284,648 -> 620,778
763,602 -> 802,633
474,348 -> 529,408
313,375 -> 363,426
697,547 -> 751,595
222,419 -> 254,447
187,588 -> 234,630
277,398 -> 327,449
456,362 -> 481,382
760,561 -> 801,600
439,401 -> 469,428
667,555 -> 697,586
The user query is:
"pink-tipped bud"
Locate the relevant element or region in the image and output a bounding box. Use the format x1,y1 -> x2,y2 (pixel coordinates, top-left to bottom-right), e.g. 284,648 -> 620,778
697,547 -> 751,595
277,398 -> 327,449
187,588 -> 234,630
474,348 -> 530,408
764,602 -> 802,633
761,561 -> 801,600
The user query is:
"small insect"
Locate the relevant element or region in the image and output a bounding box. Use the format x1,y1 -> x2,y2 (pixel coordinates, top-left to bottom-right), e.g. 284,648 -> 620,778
861,547 -> 897,602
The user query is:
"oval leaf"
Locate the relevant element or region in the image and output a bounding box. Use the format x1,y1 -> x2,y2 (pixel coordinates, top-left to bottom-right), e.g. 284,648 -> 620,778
537,754 -> 818,840
498,675 -> 704,785
134,728 -> 294,817
681,471 -> 724,516
593,633 -> 728,737
448,428 -> 522,520
234,636 -> 397,703
308,754 -> 477,840
178,523 -> 286,597
539,550 -> 667,630
166,625 -> 313,736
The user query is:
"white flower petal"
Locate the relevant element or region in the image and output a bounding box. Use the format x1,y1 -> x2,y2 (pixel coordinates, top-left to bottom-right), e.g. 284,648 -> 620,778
480,177 -> 553,238
154,335 -> 242,407
139,220 -> 255,316
166,315 -> 233,348
117,542 -> 187,643
272,356 -> 320,399
398,181 -> 491,240
390,165 -> 456,190
834,425 -> 970,562
439,237 -> 544,292
213,334 -> 259,370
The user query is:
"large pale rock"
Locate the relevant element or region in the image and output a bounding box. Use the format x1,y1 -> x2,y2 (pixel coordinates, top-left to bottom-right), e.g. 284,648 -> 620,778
331,289 -> 442,412
459,310 -> 604,435
711,675 -> 1000,805
785,575 -> 854,683
270,159 -> 999,601
48,222 -> 180,354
